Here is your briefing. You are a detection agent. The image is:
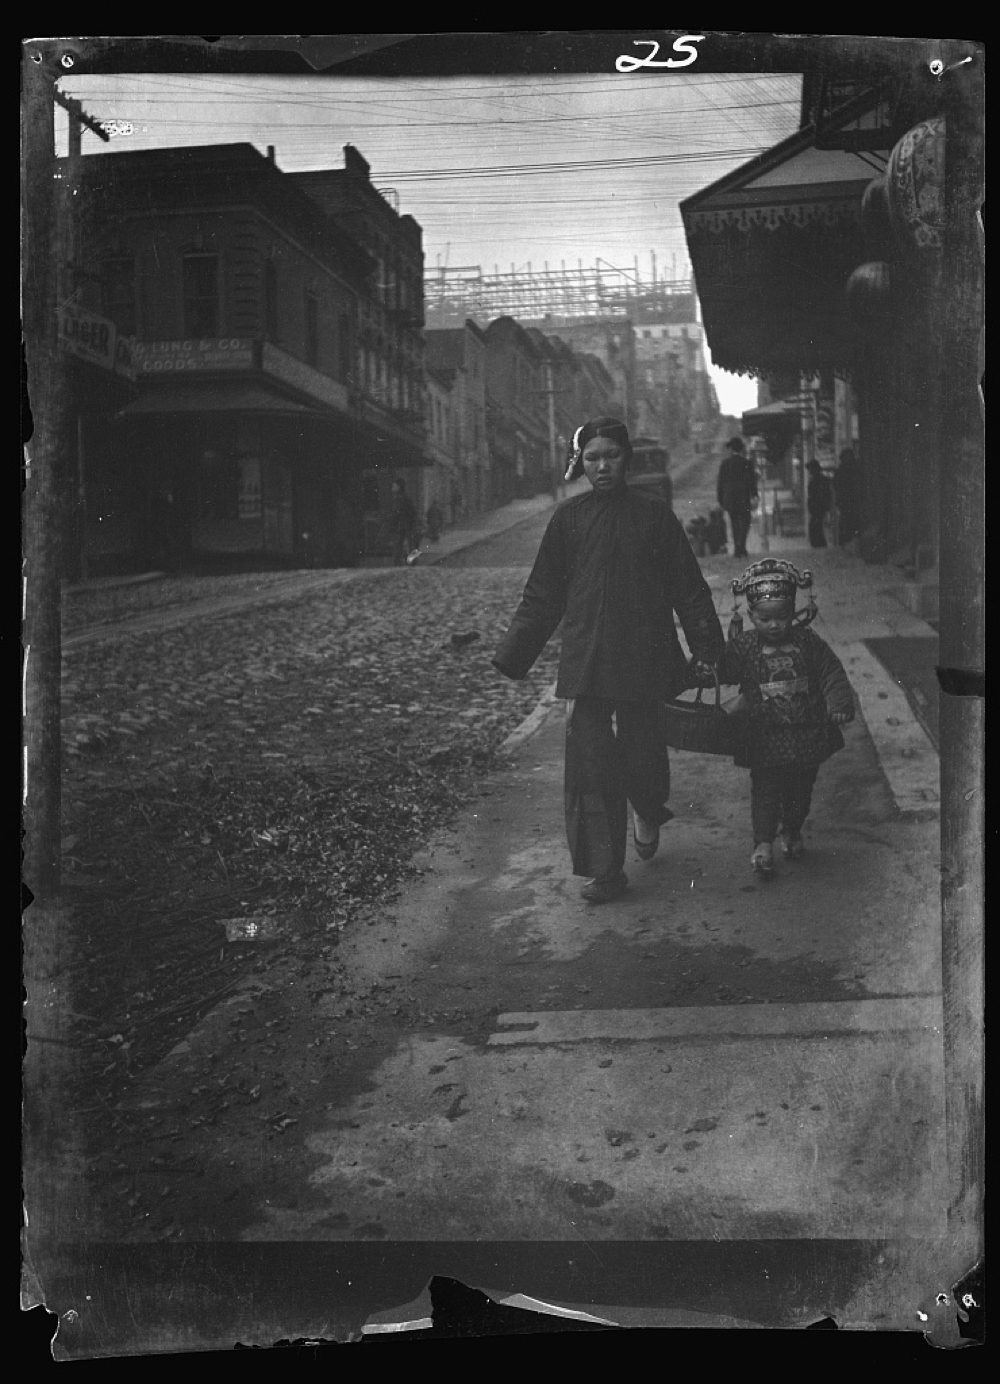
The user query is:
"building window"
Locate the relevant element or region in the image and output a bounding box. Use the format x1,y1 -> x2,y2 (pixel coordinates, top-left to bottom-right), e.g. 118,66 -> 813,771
198,450 -> 240,523
182,254 -> 219,338
362,473 -> 380,511
337,314 -> 351,382
101,258 -> 137,336
304,292 -> 319,367
264,259 -> 279,341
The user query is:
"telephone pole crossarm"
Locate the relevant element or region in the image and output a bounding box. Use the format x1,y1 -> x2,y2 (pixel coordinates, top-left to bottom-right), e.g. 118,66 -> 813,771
53,88 -> 111,144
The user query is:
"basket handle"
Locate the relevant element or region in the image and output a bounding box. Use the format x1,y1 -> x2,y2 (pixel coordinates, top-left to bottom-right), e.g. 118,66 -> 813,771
692,666 -> 722,709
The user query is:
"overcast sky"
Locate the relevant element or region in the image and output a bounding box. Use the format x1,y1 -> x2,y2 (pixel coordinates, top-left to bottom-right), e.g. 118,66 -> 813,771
58,69 -> 803,415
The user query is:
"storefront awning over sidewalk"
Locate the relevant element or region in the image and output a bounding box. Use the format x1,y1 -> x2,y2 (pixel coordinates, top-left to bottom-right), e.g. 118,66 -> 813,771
121,379 -> 432,470
743,399 -> 800,422
681,103 -> 890,376
121,383 -> 322,415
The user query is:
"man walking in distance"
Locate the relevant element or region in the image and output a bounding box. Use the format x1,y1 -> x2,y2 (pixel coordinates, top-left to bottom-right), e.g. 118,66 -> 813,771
806,460 -> 833,548
493,417 -> 724,904
389,478 -> 419,567
717,436 -> 758,559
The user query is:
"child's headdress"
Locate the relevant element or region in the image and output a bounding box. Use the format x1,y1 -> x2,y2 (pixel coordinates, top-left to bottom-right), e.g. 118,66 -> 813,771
728,558 -> 817,637
564,417 -> 631,482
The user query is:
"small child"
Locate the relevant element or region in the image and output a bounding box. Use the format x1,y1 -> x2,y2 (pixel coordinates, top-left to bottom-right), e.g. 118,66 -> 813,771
704,558 -> 855,876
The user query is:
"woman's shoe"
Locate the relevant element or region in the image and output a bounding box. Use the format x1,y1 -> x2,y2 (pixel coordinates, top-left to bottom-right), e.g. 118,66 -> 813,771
632,807 -> 674,861
581,870 -> 628,904
751,843 -> 775,877
633,828 -> 659,861
779,831 -> 804,859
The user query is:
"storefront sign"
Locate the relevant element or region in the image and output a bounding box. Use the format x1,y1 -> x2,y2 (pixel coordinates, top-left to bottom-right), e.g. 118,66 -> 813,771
133,339 -> 255,373
59,304 -> 137,380
261,342 -> 349,411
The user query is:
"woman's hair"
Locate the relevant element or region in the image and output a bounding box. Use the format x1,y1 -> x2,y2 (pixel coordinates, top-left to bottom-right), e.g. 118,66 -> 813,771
564,416 -> 632,481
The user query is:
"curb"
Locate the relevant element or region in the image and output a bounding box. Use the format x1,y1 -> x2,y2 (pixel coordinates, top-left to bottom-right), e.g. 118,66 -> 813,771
417,493 -> 577,567
499,683 -> 560,755
839,641 -> 940,817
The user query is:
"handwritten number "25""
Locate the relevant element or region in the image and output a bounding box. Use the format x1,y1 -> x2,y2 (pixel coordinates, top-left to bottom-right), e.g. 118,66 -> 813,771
615,36 -> 705,72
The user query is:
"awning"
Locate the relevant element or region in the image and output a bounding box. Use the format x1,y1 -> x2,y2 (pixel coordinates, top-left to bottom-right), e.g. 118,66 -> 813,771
121,379 -> 433,469
742,399 -> 801,422
121,384 -> 321,415
681,101 -> 890,375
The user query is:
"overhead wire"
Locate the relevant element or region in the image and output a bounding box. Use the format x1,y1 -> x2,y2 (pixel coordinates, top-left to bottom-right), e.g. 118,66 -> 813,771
63,69 -> 800,282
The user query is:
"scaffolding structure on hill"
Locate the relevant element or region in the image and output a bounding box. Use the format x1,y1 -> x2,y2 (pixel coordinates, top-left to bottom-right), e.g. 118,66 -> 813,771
424,259 -> 697,328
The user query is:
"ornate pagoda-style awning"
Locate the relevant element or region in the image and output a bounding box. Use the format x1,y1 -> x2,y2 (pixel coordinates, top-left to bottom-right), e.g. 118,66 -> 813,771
681,112 -> 890,377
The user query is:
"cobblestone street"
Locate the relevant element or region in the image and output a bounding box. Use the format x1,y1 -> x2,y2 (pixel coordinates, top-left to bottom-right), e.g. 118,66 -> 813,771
59,561 -> 561,1109
42,445 -> 946,1291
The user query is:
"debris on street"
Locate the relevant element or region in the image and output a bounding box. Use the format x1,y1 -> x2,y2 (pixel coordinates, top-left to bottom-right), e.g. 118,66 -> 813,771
60,568 -> 560,1107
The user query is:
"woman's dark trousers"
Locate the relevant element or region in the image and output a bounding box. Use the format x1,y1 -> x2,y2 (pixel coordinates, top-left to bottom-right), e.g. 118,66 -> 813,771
750,765 -> 819,844
565,697 -> 672,879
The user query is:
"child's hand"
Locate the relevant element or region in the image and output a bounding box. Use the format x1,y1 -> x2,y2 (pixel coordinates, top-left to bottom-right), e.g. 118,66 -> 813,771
829,710 -> 853,725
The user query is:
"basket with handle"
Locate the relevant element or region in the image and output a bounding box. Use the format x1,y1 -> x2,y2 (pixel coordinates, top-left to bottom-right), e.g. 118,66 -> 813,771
662,668 -> 742,756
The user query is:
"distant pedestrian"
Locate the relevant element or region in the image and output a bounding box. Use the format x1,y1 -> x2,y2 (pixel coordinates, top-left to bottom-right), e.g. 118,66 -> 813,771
711,559 -> 854,876
425,498 -> 443,543
706,507 -> 728,555
389,479 -> 419,566
833,448 -> 862,544
806,461 -> 832,548
716,437 -> 758,558
493,417 -> 724,904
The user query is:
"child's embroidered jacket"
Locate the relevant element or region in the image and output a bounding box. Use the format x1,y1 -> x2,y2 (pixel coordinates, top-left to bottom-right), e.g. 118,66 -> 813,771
716,626 -> 855,769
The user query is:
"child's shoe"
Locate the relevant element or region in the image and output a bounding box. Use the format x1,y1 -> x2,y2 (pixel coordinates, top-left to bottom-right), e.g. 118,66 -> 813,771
779,831 -> 804,859
750,842 -> 775,877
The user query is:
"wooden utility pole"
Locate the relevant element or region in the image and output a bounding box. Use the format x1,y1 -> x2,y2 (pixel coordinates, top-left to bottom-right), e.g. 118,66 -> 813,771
22,60 -> 64,903
544,362 -> 559,501
536,364 -> 570,502
22,63 -> 109,901
937,46 -> 984,1257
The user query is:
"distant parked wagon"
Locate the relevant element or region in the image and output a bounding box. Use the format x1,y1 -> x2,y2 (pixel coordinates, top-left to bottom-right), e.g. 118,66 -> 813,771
627,436 -> 673,508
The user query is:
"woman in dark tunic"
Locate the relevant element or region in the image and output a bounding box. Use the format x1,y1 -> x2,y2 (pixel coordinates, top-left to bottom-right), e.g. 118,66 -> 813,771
493,418 -> 724,903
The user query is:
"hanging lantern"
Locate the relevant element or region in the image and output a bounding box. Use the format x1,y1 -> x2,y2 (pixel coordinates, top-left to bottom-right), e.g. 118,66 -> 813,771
885,117 -> 945,255
845,260 -> 893,329
860,174 -> 896,261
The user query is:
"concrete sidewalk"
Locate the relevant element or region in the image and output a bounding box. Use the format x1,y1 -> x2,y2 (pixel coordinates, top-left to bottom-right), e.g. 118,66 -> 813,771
255,535 -> 945,1257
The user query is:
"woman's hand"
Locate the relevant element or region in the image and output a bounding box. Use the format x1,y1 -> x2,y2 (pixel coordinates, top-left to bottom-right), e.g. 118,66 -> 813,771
690,659 -> 717,686
829,709 -> 853,725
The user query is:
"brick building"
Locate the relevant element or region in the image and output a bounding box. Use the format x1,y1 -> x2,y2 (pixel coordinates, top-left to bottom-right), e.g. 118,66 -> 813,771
422,366 -> 459,528
632,296 -> 719,448
287,146 -> 430,557
527,317 -> 634,434
69,141 -> 412,574
483,317 -> 549,503
424,320 -> 489,519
